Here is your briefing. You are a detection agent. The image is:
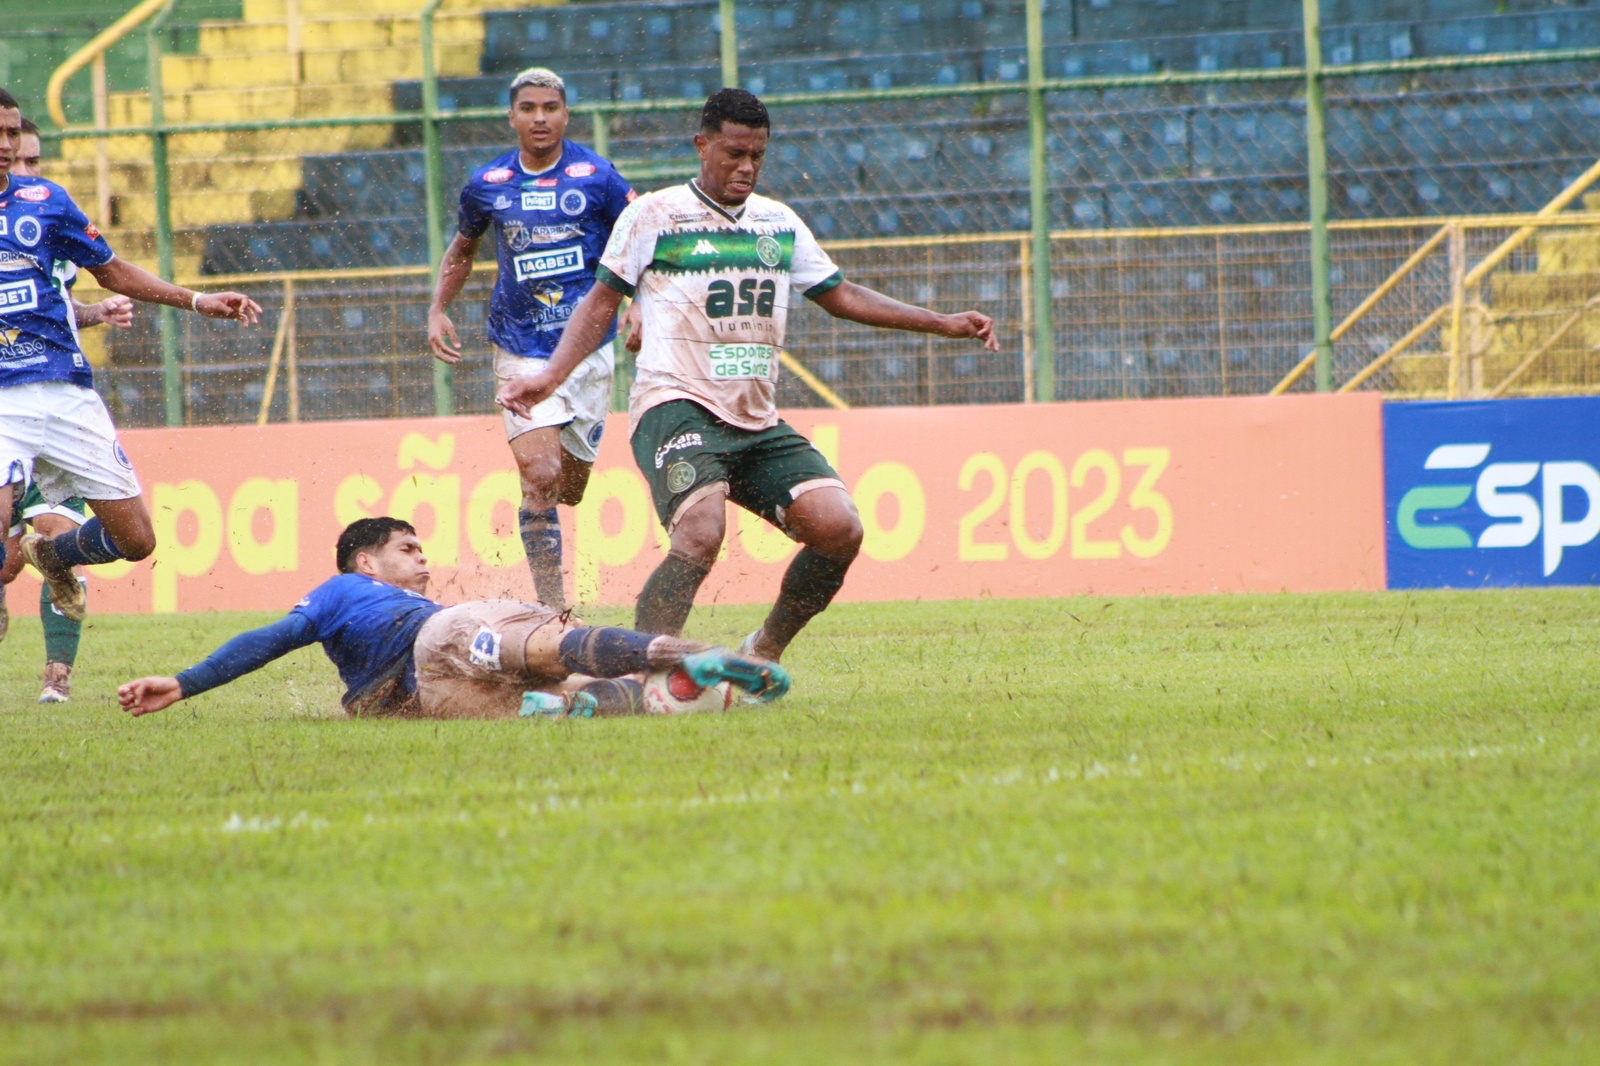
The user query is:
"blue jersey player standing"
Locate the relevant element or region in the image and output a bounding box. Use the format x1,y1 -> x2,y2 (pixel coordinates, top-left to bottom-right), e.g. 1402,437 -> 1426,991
0,89 -> 262,631
427,68 -> 635,611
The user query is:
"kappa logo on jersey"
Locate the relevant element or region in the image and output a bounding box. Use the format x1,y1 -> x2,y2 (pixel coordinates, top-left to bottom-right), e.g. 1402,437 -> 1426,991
559,189 -> 587,216
532,281 -> 563,308
469,627 -> 504,670
483,168 -> 515,184
13,217 -> 41,248
521,190 -> 557,211
0,279 -> 39,315
565,163 -> 596,178
513,246 -> 584,283
15,186 -> 50,203
654,432 -> 704,469
692,240 -> 719,256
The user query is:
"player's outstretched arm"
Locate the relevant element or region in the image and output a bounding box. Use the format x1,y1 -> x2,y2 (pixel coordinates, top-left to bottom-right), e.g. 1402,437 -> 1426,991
73,294 -> 134,330
497,283 -> 625,417
86,258 -> 262,325
427,232 -> 482,364
812,281 -> 999,352
119,614 -> 318,718
119,677 -> 185,716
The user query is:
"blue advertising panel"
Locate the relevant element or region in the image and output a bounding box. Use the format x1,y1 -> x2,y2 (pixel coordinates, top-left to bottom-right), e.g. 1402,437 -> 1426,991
1385,397 -> 1600,588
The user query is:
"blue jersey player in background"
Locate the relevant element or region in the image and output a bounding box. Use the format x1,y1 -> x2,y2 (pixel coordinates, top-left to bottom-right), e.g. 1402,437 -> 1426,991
427,67 -> 634,611
0,88 -> 261,637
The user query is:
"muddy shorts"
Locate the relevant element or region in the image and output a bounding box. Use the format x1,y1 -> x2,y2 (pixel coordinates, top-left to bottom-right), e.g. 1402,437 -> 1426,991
411,600 -> 571,719
631,399 -> 844,532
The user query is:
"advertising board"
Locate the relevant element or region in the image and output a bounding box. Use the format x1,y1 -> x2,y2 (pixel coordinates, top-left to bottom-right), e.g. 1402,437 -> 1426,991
5,394 -> 1386,616
1385,396 -> 1600,588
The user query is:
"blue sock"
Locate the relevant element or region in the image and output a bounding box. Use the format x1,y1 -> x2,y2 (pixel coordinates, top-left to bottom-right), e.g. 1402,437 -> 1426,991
49,518 -> 124,568
519,507 -> 565,609
559,627 -> 656,677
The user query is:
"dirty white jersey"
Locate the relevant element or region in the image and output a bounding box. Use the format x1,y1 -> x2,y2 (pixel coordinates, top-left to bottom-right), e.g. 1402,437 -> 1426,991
595,181 -> 843,432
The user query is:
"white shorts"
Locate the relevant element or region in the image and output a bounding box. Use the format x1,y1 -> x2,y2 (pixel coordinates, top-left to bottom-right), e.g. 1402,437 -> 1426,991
0,381 -> 142,505
494,345 -> 613,464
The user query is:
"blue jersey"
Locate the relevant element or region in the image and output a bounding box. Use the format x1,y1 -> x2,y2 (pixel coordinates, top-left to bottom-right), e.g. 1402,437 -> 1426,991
457,142 -> 634,358
290,573 -> 444,705
175,573 -> 444,711
0,175 -> 114,390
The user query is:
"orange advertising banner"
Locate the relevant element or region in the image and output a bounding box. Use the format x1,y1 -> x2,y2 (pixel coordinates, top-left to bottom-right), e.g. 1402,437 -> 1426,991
7,393 -> 1386,617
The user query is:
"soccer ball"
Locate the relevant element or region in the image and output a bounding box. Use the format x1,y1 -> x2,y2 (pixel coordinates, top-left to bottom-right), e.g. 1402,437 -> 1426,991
641,666 -> 734,715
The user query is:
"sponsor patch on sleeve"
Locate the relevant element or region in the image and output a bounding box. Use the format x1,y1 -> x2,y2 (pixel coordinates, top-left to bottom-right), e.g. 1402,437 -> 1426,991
84,222 -> 100,239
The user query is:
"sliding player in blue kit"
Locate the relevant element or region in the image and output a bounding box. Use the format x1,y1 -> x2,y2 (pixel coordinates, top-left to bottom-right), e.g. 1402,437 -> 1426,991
0,89 -> 261,635
118,517 -> 788,720
427,67 -> 635,611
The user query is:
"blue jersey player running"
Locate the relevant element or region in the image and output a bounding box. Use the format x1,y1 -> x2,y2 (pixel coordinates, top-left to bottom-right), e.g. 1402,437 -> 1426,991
0,90 -> 262,631
117,517 -> 789,720
427,67 -> 634,611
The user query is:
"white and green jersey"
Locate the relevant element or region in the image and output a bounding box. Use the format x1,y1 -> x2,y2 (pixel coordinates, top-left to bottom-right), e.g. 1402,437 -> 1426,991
596,181 -> 843,432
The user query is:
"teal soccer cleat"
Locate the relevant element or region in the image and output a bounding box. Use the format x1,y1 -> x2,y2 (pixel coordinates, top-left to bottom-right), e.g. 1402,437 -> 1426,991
520,690 -> 598,719
680,649 -> 791,704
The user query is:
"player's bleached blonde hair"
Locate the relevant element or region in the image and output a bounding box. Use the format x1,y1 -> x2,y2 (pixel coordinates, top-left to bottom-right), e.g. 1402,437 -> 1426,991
509,67 -> 566,104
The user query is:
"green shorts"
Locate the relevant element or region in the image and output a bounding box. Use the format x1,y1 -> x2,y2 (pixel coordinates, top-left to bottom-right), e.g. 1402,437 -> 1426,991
632,400 -> 845,531
8,481 -> 88,538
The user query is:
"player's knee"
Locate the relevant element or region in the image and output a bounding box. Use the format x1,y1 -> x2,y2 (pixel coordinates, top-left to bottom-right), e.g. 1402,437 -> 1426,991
672,512 -> 725,566
815,511 -> 864,558
115,527 -> 156,562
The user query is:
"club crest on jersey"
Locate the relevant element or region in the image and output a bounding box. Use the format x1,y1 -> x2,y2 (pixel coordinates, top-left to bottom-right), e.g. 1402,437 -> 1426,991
532,280 -> 564,308
14,217 -> 42,248
113,441 -> 133,470
756,235 -> 783,267
521,190 -> 557,211
513,245 -> 584,282
0,279 -> 39,314
483,168 -> 515,184
666,462 -> 697,494
559,189 -> 587,216
15,185 -> 50,203
588,421 -> 605,448
469,627 -> 503,670
565,163 -> 596,178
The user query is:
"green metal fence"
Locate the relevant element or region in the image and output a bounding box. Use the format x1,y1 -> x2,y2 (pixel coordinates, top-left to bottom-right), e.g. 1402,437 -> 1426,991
37,0 -> 1600,425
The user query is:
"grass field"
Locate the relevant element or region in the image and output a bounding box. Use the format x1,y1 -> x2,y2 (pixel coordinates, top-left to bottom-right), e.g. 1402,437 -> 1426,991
2,590 -> 1597,1065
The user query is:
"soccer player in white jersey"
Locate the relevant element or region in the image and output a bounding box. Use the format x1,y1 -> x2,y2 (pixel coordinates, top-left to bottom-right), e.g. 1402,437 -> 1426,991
499,89 -> 997,663
427,68 -> 635,610
0,89 -> 261,628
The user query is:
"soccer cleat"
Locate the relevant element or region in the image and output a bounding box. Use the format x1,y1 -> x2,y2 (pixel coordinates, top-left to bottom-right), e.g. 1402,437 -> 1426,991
38,662 -> 71,704
681,648 -> 791,704
21,534 -> 86,623
519,689 -> 598,719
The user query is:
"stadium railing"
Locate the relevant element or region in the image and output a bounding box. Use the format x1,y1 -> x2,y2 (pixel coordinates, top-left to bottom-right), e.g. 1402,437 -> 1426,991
37,0 -> 1600,426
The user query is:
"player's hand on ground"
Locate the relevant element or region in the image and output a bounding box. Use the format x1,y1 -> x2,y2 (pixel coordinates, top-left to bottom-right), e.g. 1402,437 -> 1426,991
197,292 -> 263,326
118,676 -> 184,717
428,308 -> 464,364
942,311 -> 1000,351
496,371 -> 559,418
621,300 -> 643,353
95,295 -> 135,329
